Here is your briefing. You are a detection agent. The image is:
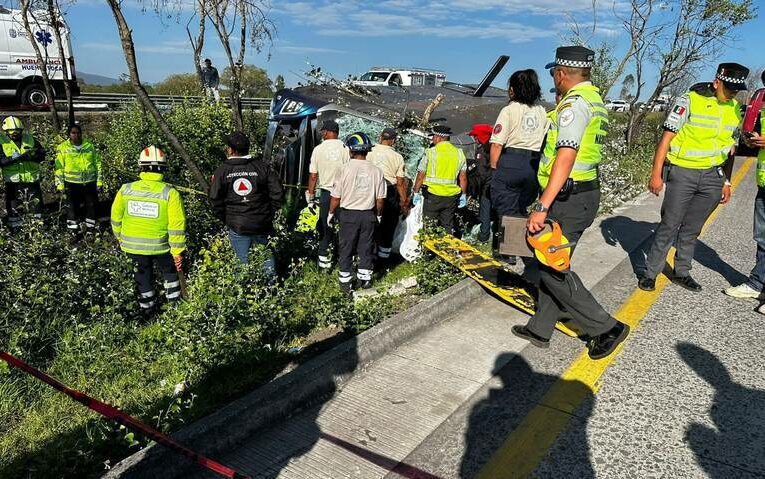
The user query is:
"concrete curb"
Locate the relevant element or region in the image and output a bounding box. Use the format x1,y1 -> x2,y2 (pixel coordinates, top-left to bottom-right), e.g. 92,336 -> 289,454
105,278 -> 485,479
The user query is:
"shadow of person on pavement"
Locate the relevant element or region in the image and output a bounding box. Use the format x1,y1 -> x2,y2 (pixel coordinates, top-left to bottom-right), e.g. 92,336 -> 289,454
692,241 -> 749,287
459,353 -> 596,479
678,342 -> 765,478
600,215 -> 656,276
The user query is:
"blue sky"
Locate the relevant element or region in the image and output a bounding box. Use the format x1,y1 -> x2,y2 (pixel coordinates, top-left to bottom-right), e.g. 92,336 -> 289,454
61,0 -> 764,98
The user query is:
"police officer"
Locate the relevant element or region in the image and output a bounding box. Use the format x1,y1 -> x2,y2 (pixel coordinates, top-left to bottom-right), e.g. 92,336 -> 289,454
640,63 -> 749,293
306,119 -> 350,270
328,132 -> 387,293
367,127 -> 408,261
726,70 -> 765,305
55,124 -> 102,232
0,116 -> 45,229
209,131 -> 283,272
512,46 -> 629,360
111,146 -> 186,316
412,125 -> 468,234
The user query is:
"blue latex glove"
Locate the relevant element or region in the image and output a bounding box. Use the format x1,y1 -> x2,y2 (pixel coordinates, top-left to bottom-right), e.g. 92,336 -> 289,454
412,192 -> 423,206
458,193 -> 467,209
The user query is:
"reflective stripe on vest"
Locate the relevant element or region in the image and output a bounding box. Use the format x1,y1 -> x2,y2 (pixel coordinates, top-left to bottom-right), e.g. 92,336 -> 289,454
56,140 -> 100,186
667,91 -> 740,169
118,180 -> 174,255
758,146 -> 765,188
423,142 -> 463,196
1,133 -> 39,183
537,83 -> 607,189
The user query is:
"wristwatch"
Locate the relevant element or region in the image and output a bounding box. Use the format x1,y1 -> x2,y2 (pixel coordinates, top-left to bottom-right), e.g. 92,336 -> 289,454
533,203 -> 549,213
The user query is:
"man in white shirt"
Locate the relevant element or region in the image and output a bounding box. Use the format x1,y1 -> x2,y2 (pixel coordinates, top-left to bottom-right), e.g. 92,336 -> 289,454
306,120 -> 351,269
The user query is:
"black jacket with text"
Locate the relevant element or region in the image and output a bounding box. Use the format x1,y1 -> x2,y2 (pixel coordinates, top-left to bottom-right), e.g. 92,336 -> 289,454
209,155 -> 284,235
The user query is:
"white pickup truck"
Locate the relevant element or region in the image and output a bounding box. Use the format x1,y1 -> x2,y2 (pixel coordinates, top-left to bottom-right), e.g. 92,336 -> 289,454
0,6 -> 79,106
352,67 -> 446,88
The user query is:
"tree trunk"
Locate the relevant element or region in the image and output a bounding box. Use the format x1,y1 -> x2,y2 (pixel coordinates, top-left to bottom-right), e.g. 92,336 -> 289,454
209,1 -> 244,130
106,0 -> 210,192
19,0 -> 60,131
187,0 -> 206,90
47,0 -> 74,127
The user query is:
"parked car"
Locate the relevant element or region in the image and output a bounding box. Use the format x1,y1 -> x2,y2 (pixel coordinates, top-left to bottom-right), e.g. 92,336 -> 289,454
605,99 -> 629,112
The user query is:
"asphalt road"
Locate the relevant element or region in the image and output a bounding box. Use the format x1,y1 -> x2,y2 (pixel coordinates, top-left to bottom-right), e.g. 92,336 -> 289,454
183,158 -> 764,479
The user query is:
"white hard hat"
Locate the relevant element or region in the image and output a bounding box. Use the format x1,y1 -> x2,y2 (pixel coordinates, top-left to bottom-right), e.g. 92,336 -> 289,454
138,146 -> 167,167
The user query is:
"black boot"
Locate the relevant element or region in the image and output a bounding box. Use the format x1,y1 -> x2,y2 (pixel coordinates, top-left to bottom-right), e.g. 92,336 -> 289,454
587,322 -> 630,360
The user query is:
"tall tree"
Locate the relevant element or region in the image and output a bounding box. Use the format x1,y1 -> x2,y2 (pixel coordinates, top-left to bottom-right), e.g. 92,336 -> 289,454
619,74 -> 636,101
186,0 -> 206,86
19,0 -> 61,131
207,0 -> 275,130
105,0 -> 210,191
46,0 -> 75,127
624,0 -> 755,144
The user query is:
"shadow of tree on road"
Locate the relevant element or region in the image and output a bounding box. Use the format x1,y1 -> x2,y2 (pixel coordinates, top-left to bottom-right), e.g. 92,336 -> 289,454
678,342 -> 765,478
460,353 -> 596,479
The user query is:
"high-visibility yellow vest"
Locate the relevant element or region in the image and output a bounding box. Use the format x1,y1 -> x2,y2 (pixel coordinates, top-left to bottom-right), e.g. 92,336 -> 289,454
55,139 -> 102,189
1,133 -> 40,183
423,141 -> 465,197
759,135 -> 765,188
110,172 -> 186,256
668,91 -> 740,169
537,83 -> 608,189
538,109 -> 558,189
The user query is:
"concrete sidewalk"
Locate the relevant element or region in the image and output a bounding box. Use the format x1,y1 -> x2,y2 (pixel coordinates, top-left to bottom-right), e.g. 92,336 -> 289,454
179,187 -> 667,479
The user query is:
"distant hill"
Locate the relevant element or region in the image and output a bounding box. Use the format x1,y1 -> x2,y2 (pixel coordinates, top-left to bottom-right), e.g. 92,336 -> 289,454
77,72 -> 119,86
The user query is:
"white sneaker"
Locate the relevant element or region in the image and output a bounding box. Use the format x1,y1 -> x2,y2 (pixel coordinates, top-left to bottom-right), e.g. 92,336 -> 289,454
724,283 -> 761,299
757,303 -> 765,315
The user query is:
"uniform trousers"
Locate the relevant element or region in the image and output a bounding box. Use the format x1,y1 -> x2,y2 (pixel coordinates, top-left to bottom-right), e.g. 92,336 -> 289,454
376,184 -> 399,258
643,165 -> 724,280
316,189 -> 335,269
338,209 -> 376,284
745,187 -> 765,292
65,181 -> 98,230
491,147 -> 540,217
526,188 -> 617,340
127,253 -> 181,310
423,190 -> 459,235
5,181 -> 42,228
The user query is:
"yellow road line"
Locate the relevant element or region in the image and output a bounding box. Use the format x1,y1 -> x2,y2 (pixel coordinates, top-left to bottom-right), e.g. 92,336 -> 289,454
476,158 -> 754,479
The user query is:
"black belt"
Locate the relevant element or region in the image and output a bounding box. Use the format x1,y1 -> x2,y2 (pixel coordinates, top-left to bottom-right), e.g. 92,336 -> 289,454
570,179 -> 600,194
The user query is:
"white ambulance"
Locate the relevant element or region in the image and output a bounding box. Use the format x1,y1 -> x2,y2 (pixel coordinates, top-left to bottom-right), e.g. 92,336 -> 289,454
0,5 -> 78,106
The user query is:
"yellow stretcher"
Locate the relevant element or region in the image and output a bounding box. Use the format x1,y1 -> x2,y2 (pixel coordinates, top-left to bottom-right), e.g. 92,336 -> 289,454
422,235 -> 579,338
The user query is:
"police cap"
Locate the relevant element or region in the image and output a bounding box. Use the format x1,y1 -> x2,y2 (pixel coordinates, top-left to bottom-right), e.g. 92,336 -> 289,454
549,45 -> 595,69
431,125 -> 452,137
320,119 -> 340,133
716,63 -> 749,92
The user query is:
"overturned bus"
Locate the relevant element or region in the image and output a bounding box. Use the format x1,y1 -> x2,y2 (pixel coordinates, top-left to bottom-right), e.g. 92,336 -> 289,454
263,55 -> 521,206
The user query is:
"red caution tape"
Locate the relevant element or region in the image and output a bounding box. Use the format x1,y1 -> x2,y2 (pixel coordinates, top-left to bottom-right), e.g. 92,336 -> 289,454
0,351 -> 250,479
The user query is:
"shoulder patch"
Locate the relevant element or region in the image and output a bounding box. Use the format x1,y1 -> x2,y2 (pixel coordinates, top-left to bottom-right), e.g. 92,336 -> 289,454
493,124 -> 502,135
559,108 -> 576,127
673,105 -> 686,115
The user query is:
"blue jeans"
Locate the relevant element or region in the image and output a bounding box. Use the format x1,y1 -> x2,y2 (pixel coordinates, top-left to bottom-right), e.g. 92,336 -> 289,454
228,229 -> 275,276
746,187 -> 765,291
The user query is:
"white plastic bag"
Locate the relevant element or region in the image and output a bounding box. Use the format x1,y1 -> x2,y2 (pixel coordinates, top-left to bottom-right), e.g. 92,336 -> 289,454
392,202 -> 423,262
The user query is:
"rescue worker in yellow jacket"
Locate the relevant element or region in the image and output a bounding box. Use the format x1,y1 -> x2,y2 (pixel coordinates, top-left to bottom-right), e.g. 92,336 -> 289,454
0,116 -> 46,229
55,124 -> 103,231
639,63 -> 748,293
111,146 -> 186,316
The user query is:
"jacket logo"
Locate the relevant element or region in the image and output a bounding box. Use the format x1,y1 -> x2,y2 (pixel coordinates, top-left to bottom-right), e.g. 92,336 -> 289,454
233,178 -> 253,197
127,200 -> 159,218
